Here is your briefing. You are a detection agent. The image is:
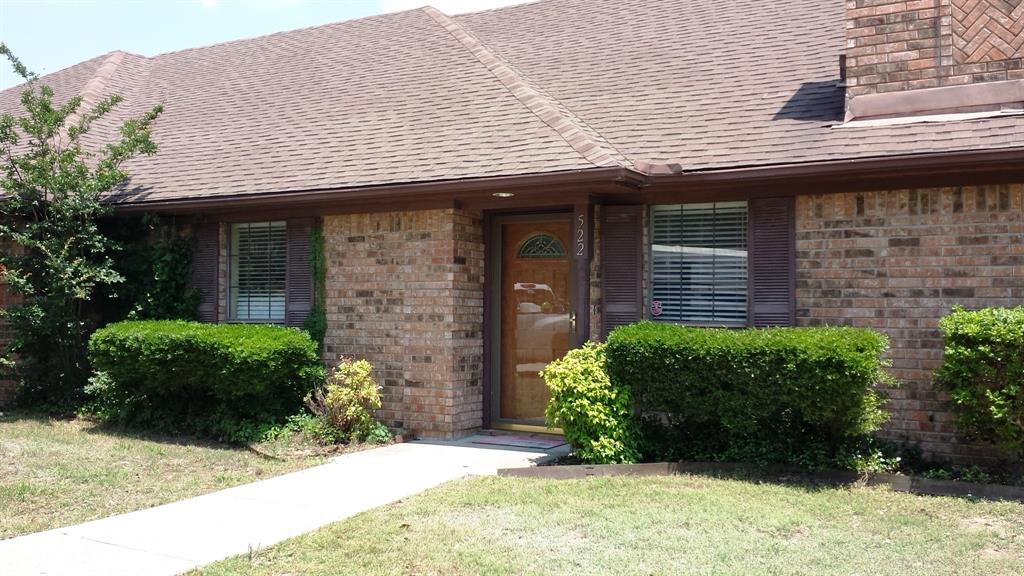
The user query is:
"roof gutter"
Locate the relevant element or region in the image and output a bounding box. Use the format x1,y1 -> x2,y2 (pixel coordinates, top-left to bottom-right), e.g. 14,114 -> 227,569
109,167 -> 646,213
641,147 -> 1024,194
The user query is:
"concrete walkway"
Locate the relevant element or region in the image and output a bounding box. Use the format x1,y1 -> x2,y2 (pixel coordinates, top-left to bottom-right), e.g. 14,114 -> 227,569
0,436 -> 568,576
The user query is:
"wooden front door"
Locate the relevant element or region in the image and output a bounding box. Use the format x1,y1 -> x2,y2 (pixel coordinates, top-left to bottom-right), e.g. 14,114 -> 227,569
495,215 -> 574,423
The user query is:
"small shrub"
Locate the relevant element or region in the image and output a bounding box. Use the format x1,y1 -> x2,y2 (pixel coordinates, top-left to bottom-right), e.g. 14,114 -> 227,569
87,320 -> 323,442
306,358 -> 387,443
541,342 -> 640,464
606,322 -> 892,467
832,438 -> 902,475
920,465 -> 1012,485
364,421 -> 393,445
922,468 -> 954,481
957,465 -> 994,485
262,413 -> 341,445
936,306 -> 1024,459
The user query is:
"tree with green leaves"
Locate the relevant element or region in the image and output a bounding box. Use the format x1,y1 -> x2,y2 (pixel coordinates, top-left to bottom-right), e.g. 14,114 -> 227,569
0,44 -> 163,409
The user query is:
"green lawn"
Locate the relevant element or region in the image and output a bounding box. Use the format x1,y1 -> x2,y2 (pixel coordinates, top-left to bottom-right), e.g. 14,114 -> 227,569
196,474 -> 1023,576
0,413 -> 326,538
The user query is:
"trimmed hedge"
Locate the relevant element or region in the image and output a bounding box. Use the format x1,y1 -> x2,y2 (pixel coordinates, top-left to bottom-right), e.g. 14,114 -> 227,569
87,320 -> 323,441
605,322 -> 892,466
937,306 -> 1024,459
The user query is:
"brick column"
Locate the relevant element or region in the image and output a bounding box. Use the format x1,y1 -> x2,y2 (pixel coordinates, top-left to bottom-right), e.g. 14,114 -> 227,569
322,208 -> 485,439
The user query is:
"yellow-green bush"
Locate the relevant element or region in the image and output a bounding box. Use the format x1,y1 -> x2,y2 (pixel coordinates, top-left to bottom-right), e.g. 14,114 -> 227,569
305,358 -> 387,443
541,342 -> 640,464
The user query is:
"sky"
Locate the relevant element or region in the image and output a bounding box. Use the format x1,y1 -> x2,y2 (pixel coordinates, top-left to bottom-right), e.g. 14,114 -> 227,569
0,0 -> 533,90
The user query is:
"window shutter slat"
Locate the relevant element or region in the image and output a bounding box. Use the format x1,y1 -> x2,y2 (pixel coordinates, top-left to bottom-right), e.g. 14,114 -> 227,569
601,205 -> 643,338
749,197 -> 795,327
285,218 -> 315,327
193,222 -> 219,323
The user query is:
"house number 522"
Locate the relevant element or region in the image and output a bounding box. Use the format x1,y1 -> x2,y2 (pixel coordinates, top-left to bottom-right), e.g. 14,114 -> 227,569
575,214 -> 585,257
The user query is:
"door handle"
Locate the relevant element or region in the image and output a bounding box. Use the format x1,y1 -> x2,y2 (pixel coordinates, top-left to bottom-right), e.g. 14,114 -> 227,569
569,312 -> 576,334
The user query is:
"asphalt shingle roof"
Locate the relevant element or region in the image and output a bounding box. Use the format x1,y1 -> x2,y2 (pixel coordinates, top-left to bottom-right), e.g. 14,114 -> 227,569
459,0 -> 1024,169
1,0 -> 1021,204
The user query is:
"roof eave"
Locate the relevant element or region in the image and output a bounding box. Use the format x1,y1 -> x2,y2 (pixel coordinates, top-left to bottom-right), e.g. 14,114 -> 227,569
108,166 -> 647,214
106,147 -> 1024,215
642,147 -> 1024,196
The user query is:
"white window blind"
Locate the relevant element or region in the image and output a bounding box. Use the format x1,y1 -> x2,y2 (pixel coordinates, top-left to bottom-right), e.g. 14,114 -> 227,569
229,221 -> 287,322
650,202 -> 748,325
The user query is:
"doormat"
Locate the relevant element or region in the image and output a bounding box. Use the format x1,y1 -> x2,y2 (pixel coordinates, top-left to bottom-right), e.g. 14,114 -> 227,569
472,434 -> 567,450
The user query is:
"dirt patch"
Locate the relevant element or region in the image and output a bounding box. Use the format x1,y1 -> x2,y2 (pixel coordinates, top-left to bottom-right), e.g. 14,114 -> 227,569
979,546 -> 1021,561
962,515 -> 1014,536
0,440 -> 24,476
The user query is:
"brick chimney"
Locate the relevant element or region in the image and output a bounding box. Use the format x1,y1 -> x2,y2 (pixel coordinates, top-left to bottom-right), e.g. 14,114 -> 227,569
844,0 -> 1024,121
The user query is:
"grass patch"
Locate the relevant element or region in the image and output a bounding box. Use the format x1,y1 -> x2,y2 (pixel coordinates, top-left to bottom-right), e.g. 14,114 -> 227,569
195,474 -> 1023,576
0,412 -> 330,538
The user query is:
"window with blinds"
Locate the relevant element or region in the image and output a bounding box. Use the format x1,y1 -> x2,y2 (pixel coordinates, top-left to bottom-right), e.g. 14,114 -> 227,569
229,221 -> 287,322
650,202 -> 748,325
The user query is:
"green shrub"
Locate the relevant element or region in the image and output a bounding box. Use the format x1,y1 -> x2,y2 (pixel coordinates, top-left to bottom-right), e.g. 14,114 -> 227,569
261,413 -> 342,445
305,358 -> 388,443
541,342 -> 640,464
87,320 -> 323,441
936,306 -> 1024,459
605,322 -> 892,467
364,421 -> 393,445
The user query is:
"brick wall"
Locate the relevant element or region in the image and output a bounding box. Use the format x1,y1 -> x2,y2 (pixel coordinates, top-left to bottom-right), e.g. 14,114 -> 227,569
845,0 -> 1024,97
321,208 -> 485,439
796,183 -> 1023,461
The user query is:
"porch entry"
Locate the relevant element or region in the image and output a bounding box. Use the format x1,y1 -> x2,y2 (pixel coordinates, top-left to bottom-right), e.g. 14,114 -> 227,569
490,213 -> 575,428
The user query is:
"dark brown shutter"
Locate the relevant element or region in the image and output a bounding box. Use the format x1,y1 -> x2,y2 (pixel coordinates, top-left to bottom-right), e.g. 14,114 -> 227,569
193,222 -> 220,323
285,218 -> 315,327
601,205 -> 644,338
749,197 -> 796,327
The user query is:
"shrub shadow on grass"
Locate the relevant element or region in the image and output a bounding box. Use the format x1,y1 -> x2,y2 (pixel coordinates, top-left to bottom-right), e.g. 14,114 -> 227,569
672,463 -> 881,494
515,458 -> 869,492
508,460 -> 1024,503
689,464 -> 1024,503
0,410 -> 283,460
86,421 -> 301,463
2,410 -> 386,464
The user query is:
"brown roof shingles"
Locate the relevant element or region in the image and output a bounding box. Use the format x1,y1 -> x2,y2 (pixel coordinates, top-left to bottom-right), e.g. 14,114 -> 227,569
0,53 -> 109,115
117,8 -> 610,202
1,0 -> 1021,204
459,0 -> 1023,171
423,6 -> 628,168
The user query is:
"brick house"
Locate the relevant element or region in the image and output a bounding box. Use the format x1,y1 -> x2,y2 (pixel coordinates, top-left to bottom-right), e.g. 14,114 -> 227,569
0,0 -> 1021,460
